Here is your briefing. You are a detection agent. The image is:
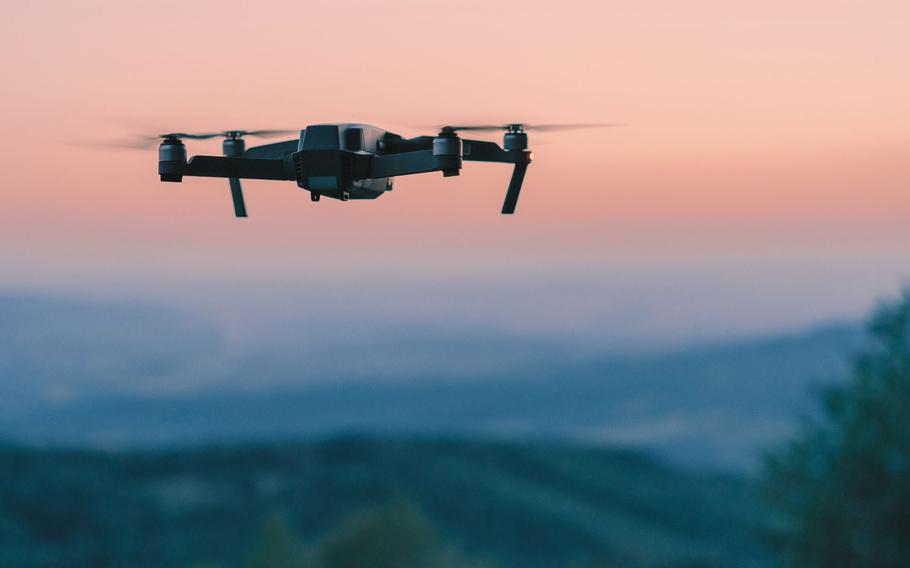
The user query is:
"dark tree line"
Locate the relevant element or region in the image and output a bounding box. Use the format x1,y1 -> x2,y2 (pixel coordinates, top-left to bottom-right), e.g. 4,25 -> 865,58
764,290 -> 910,567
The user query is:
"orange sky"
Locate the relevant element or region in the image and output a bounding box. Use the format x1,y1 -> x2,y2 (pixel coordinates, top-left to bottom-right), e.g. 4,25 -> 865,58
1,1 -> 909,331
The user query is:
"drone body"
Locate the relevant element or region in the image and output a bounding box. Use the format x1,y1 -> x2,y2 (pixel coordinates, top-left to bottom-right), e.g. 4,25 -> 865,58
158,123 -> 535,217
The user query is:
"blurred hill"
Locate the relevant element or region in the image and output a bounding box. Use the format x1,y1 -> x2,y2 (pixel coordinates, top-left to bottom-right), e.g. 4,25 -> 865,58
0,294 -> 864,471
0,437 -> 769,568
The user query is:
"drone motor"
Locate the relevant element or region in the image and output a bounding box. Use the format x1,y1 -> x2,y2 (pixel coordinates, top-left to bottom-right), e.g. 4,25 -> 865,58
158,138 -> 186,182
432,130 -> 463,177
503,125 -> 529,151
222,135 -> 245,157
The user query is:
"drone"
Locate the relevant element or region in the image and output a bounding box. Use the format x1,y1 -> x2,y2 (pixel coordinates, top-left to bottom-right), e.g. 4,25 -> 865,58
150,123 -> 612,217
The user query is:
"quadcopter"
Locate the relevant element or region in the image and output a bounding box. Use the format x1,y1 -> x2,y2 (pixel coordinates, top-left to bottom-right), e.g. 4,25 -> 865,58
150,123 -> 611,217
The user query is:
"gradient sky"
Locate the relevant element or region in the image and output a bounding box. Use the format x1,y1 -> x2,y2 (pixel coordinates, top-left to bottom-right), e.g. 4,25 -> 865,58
2,1 -> 910,346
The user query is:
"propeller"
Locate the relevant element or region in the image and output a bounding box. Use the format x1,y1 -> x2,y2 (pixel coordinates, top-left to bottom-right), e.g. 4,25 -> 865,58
102,129 -> 298,150
218,129 -> 298,139
438,123 -> 622,133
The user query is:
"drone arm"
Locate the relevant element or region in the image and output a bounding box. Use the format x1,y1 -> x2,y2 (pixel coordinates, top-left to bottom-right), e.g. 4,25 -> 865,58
183,156 -> 294,180
461,139 -> 532,214
368,150 -> 450,178
240,139 -> 299,159
461,139 -> 515,163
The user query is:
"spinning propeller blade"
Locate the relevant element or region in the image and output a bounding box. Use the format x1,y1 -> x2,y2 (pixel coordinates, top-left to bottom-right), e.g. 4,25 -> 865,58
93,129 -> 297,150
439,123 -> 623,133
219,129 -> 297,139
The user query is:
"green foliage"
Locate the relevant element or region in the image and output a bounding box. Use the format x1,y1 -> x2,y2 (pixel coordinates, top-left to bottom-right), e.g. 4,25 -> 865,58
245,514 -> 306,568
763,290 -> 910,567
304,497 -> 486,568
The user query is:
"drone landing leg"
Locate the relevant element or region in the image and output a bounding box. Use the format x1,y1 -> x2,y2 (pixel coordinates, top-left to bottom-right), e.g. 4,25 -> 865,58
501,162 -> 528,215
229,178 -> 248,218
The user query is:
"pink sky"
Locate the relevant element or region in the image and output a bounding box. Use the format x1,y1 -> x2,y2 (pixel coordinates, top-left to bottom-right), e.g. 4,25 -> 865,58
2,1 -> 909,336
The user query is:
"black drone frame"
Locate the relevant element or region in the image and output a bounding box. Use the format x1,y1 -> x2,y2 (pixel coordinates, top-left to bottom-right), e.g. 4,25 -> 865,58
158,127 -> 533,215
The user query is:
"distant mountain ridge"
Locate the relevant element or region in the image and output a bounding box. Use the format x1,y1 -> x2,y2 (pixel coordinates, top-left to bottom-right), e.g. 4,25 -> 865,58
0,294 -> 864,471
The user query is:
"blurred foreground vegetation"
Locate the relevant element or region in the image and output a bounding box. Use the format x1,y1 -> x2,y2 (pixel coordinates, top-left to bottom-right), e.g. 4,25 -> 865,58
9,291 -> 910,567
763,291 -> 910,567
0,437 -> 767,567
244,499 -> 490,568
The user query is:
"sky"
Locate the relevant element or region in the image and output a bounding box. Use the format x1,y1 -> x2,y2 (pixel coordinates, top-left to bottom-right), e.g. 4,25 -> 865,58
1,0 -> 909,348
